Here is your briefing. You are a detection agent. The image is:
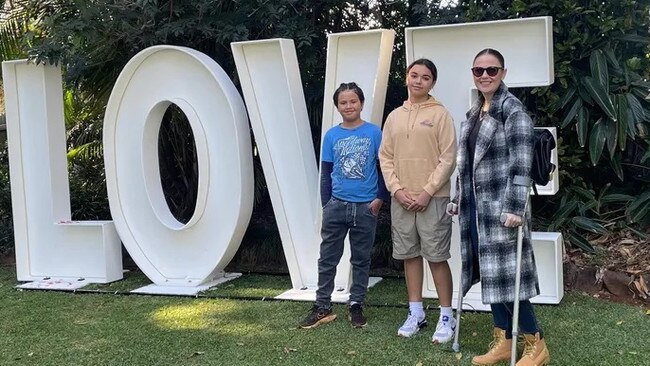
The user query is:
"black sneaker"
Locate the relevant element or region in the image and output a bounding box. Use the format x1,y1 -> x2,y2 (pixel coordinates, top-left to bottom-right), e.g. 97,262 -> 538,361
299,305 -> 336,329
348,303 -> 367,328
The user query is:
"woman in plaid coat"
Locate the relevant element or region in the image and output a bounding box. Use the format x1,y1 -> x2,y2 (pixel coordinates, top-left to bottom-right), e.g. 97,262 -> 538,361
450,49 -> 550,366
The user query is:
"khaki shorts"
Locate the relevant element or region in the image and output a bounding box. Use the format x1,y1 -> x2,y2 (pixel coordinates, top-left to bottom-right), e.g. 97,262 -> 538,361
391,196 -> 452,262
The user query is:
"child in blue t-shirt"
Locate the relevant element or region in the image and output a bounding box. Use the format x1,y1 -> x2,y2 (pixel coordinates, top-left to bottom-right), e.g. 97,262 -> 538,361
299,82 -> 389,329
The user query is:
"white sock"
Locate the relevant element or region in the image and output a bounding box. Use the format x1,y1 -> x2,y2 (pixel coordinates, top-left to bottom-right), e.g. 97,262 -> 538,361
440,306 -> 453,321
409,301 -> 425,318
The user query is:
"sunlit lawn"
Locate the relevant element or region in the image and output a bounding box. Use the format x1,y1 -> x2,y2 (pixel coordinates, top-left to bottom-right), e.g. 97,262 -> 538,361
0,266 -> 647,365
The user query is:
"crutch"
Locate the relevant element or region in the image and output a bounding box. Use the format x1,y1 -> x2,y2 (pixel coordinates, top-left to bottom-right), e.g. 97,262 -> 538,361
509,194 -> 530,366
449,200 -> 462,353
452,267 -> 463,353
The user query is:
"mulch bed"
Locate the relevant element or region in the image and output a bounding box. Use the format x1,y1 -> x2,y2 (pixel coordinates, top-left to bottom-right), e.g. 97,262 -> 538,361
564,229 -> 650,306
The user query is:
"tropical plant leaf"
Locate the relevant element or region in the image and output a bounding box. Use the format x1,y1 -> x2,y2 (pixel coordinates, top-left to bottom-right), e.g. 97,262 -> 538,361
561,98 -> 582,128
627,191 -> 650,223
577,83 -> 594,105
567,230 -> 595,253
572,216 -> 608,234
600,194 -> 634,204
548,199 -> 578,231
590,49 -> 609,91
615,94 -> 629,149
602,43 -> 620,70
571,186 -> 597,202
623,62 -> 633,85
627,226 -> 649,240
637,123 -> 649,138
604,118 -> 617,158
554,86 -> 576,112
0,17 -> 25,62
609,153 -> 623,181
626,93 -> 647,124
63,89 -> 75,125
613,34 -> 650,44
576,105 -> 589,147
594,183 -> 611,211
67,141 -> 103,161
582,77 -> 617,120
589,119 -> 606,166
642,149 -> 650,164
630,87 -> 650,103
630,79 -> 650,89
575,189 -> 598,214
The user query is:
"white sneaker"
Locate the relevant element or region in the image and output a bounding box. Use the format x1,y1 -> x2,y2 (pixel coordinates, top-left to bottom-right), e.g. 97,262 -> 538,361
397,311 -> 427,337
431,315 -> 456,344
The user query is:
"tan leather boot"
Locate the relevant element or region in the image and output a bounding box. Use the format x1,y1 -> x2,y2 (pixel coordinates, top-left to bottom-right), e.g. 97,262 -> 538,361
472,328 -> 512,365
516,332 -> 550,366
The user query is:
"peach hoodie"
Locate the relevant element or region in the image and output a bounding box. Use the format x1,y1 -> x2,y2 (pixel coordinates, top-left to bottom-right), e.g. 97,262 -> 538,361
379,96 -> 457,197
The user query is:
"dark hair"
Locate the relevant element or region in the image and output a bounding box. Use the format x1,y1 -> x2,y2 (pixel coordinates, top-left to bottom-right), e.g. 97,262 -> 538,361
406,58 -> 438,82
473,48 -> 505,68
333,82 -> 365,106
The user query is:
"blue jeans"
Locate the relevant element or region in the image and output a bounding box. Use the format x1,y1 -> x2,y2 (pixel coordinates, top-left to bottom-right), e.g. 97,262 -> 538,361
315,197 -> 378,308
491,301 -> 542,339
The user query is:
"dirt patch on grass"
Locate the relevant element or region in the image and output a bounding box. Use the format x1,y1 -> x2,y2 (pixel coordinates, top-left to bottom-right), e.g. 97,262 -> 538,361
565,229 -> 650,306
0,248 -> 14,266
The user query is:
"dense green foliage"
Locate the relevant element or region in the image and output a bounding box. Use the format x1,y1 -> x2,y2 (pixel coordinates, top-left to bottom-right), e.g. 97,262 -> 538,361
0,147 -> 12,247
0,0 -> 648,259
511,0 -> 650,251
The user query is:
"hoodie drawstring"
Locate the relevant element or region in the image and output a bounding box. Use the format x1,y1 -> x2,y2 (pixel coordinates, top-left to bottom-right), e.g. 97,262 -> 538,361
406,104 -> 421,139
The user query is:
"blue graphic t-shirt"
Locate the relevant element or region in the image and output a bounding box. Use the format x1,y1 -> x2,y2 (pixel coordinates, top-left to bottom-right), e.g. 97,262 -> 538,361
322,122 -> 383,202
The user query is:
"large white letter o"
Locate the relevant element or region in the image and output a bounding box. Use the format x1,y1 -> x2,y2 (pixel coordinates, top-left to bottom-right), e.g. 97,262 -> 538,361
104,46 -> 253,286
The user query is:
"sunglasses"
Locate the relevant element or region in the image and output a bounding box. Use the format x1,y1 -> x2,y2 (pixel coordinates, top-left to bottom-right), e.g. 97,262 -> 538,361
471,66 -> 504,77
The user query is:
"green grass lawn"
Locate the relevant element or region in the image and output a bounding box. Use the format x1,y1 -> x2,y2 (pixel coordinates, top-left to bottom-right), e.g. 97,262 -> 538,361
0,266 -> 648,365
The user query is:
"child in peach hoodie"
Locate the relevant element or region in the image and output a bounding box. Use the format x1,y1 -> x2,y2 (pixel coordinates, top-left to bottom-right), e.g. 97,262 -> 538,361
379,58 -> 457,343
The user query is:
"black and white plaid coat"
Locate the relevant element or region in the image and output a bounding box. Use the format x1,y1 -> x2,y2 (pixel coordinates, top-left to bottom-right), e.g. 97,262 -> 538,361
454,82 -> 540,304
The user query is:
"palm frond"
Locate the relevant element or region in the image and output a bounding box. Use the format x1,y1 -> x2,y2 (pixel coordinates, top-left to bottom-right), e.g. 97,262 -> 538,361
67,140 -> 103,161
0,17 -> 23,61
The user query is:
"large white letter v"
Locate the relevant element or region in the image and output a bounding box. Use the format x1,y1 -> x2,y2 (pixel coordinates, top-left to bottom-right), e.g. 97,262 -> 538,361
232,30 -> 394,299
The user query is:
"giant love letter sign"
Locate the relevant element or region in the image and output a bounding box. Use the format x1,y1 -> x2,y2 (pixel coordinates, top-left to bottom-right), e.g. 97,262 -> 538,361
3,18 -> 563,305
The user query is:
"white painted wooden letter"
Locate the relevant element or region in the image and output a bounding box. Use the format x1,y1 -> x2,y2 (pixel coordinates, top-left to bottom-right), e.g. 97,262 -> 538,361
104,46 -> 253,288
232,30 -> 394,301
321,30 -> 396,295
2,61 -> 122,286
